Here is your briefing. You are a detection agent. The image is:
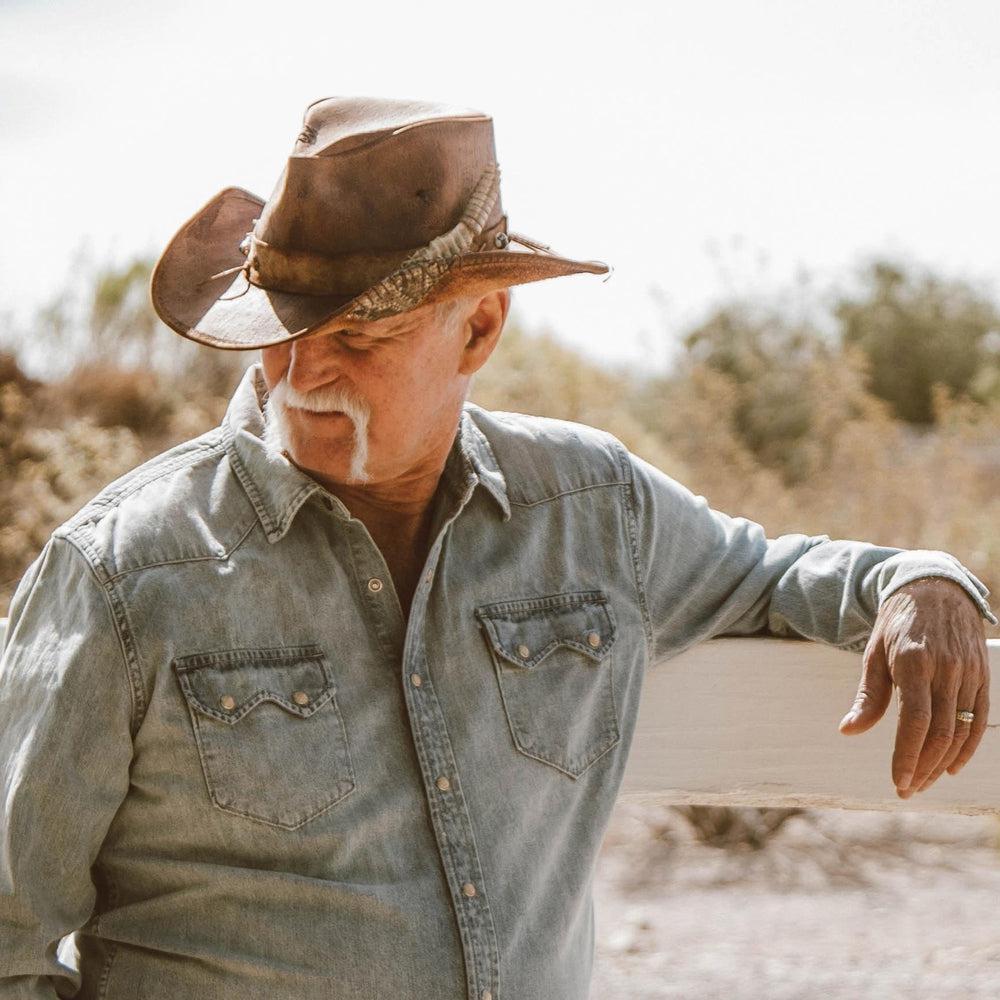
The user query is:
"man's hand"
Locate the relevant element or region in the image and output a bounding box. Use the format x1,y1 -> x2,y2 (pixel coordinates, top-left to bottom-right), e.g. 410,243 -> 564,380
837,576 -> 990,798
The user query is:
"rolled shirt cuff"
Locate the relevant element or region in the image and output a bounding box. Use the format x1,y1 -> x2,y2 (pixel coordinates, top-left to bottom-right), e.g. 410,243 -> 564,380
877,549 -> 999,627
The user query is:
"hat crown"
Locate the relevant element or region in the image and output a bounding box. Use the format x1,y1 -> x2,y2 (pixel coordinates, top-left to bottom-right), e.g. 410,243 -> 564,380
255,96 -> 503,258
295,95 -> 490,156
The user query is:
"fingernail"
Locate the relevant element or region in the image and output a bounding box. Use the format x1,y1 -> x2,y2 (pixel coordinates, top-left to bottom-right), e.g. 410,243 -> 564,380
898,776 -> 911,791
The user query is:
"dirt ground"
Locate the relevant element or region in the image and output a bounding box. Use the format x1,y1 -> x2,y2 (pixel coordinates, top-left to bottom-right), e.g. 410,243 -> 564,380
592,801 -> 1000,1000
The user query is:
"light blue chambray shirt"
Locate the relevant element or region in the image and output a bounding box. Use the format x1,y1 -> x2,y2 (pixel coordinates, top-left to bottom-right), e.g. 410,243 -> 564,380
1,363 -> 996,1000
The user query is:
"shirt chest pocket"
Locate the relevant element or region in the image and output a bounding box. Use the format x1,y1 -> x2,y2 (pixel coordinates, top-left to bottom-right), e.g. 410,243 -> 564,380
173,645 -> 355,830
474,591 -> 620,779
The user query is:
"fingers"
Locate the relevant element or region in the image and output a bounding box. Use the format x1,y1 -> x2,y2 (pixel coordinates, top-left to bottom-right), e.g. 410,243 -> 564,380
839,639 -> 892,734
946,678 -> 990,775
899,679 -> 963,796
892,678 -> 933,794
909,666 -> 981,793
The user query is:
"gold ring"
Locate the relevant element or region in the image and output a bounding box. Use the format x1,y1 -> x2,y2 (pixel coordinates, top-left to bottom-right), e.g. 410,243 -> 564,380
956,709 -> 975,723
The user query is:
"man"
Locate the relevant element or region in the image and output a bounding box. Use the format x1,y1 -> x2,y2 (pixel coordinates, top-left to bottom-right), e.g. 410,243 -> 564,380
0,96 -> 994,1000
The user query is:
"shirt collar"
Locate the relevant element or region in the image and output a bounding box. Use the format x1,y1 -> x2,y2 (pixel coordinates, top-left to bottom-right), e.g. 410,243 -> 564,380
221,364 -> 510,544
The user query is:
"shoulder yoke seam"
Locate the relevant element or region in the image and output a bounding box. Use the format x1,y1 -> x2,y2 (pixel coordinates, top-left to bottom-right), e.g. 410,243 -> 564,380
508,480 -> 630,507
105,517 -> 259,583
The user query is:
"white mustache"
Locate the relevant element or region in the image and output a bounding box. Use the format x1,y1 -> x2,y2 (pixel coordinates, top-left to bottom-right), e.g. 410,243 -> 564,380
270,376 -> 371,419
262,375 -> 372,484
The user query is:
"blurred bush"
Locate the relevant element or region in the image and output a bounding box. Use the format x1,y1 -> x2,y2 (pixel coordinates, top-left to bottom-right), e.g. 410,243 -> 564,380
836,260 -> 1000,424
56,363 -> 173,435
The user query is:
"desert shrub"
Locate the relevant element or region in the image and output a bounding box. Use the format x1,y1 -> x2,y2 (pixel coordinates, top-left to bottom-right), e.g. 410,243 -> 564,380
55,363 -> 174,435
0,353 -> 40,394
646,300 -> 890,488
0,376 -> 145,596
835,260 -> 1000,424
673,805 -> 806,852
470,321 -> 693,483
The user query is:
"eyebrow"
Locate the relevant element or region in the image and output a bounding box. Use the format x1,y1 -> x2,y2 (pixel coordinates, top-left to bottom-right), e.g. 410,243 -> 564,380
319,317 -> 411,340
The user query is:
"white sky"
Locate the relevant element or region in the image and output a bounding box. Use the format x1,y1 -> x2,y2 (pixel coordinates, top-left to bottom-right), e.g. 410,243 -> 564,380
1,0 -> 998,371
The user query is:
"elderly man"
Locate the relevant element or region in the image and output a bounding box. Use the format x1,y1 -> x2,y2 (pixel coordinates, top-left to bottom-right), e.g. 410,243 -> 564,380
0,96 -> 995,1000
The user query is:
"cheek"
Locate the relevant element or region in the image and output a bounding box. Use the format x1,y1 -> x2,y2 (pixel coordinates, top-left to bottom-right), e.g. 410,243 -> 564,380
380,362 -> 451,422
259,347 -> 289,387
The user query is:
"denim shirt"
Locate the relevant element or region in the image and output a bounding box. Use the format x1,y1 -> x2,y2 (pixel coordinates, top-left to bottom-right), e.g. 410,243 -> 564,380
1,363 -> 995,1000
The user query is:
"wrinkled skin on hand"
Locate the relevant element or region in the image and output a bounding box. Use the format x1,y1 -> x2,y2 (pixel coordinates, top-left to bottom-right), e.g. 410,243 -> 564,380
838,576 -> 990,798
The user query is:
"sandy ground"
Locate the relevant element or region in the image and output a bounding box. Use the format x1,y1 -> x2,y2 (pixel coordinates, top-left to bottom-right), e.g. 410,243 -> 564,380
592,801 -> 1000,1000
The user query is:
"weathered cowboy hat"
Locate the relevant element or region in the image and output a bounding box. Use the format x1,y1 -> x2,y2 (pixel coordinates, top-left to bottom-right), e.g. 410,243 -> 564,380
151,96 -> 610,350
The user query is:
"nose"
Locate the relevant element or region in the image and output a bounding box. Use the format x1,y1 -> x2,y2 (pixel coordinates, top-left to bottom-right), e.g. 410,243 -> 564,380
284,333 -> 344,393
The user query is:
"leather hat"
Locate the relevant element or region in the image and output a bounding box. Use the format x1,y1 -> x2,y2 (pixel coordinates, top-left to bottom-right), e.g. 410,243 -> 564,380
150,96 -> 610,350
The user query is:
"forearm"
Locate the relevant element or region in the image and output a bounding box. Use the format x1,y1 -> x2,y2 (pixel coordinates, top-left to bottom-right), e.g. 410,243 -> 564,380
766,541 -> 997,651
622,445 -> 997,664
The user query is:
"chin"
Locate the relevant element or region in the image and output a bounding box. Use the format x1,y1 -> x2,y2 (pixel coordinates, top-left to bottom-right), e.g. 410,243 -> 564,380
263,399 -> 371,484
293,439 -> 373,487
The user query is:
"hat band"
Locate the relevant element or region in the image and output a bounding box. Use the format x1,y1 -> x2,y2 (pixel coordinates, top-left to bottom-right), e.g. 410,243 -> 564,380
246,217 -> 508,296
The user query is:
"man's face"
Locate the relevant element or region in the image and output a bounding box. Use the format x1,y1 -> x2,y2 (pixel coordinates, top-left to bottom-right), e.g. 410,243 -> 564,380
258,294 -> 504,489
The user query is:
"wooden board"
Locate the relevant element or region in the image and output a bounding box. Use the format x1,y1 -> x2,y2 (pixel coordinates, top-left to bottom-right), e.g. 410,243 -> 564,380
622,637 -> 1000,814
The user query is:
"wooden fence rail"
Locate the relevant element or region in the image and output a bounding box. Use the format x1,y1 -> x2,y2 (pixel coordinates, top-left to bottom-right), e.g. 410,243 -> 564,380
622,636 -> 1000,814
2,620 -> 997,813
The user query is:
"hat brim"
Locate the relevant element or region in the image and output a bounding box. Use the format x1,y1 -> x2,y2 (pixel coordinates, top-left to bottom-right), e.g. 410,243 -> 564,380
151,187 -> 610,351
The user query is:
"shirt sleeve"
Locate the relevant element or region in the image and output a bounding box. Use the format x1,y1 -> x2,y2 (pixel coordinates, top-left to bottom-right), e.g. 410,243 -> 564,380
621,449 -> 998,666
0,534 -> 136,998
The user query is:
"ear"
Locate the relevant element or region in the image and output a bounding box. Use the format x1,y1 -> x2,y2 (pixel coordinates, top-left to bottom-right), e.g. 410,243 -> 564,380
457,289 -> 510,376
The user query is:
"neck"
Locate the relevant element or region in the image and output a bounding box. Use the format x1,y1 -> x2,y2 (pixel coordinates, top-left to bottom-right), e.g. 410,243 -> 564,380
319,463 -> 448,620
285,414 -> 464,546
327,470 -> 442,537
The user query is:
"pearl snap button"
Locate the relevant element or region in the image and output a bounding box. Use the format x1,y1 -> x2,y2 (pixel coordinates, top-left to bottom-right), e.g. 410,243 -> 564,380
292,690 -> 310,706
517,644 -> 530,658
219,695 -> 236,711
410,672 -> 423,687
436,775 -> 451,791
587,632 -> 601,648
482,992 -> 493,1000
462,881 -> 477,897
368,577 -> 383,593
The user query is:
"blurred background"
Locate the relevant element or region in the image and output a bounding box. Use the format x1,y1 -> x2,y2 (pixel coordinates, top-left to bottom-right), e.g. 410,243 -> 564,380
2,1 -> 999,996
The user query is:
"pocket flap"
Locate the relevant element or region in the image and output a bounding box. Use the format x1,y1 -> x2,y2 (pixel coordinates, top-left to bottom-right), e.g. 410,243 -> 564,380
475,592 -> 616,668
173,645 -> 335,724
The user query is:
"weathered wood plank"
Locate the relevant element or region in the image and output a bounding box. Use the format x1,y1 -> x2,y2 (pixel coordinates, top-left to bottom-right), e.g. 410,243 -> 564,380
622,637 -> 1000,813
